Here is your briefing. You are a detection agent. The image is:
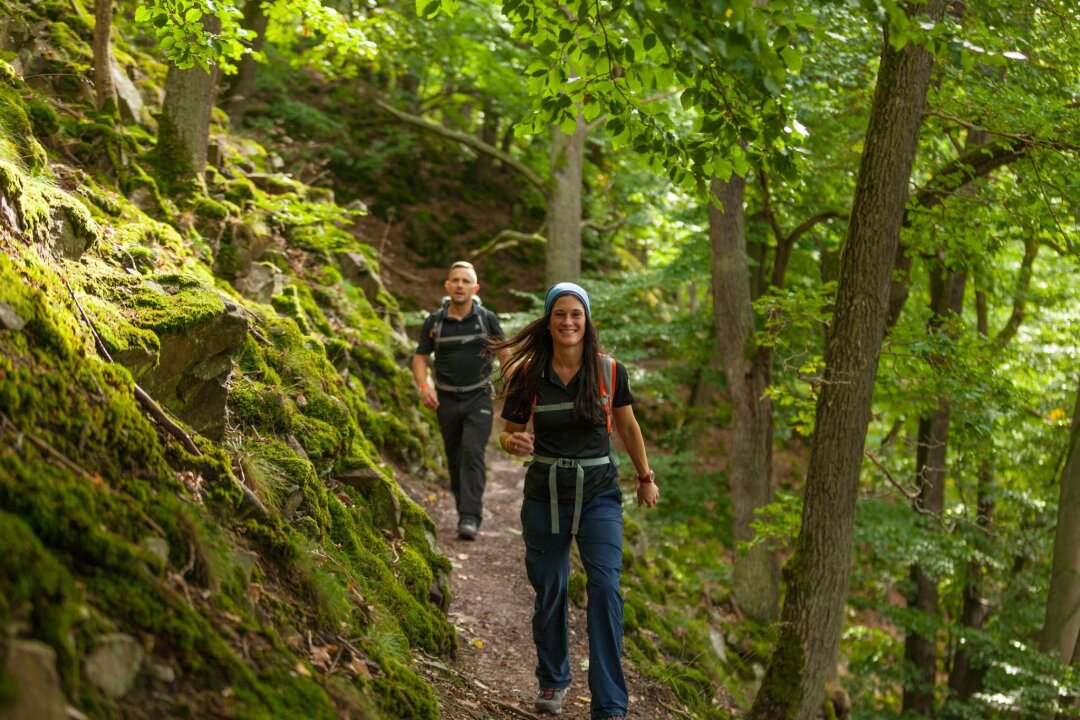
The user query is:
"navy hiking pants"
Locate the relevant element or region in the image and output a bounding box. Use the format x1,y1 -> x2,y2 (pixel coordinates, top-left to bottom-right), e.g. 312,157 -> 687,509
521,486 -> 628,720
436,389 -> 492,523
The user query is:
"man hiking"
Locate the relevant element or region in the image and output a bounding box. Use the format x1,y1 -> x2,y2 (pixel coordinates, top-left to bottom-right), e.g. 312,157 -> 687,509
412,261 -> 505,540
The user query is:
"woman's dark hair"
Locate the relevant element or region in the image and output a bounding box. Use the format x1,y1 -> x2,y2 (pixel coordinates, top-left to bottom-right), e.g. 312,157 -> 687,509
488,307 -> 607,426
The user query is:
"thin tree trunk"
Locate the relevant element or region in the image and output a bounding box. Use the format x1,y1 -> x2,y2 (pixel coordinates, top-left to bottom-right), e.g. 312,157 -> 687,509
469,101 -> 500,182
709,174 -> 779,622
546,112 -> 586,285
750,3 -> 946,717
1041,377 -> 1080,665
157,15 -> 222,190
903,268 -> 966,716
93,0 -> 117,112
224,0 -> 268,128
947,288 -> 994,706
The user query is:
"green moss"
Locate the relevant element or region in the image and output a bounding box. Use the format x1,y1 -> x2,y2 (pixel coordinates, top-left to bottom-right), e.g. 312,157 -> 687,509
224,177 -> 257,205
92,272 -> 226,334
0,511 -> 81,691
0,85 -> 48,173
26,97 -> 60,137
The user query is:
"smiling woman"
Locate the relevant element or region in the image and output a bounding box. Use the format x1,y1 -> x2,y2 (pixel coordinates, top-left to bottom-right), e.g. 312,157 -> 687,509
489,282 -> 658,720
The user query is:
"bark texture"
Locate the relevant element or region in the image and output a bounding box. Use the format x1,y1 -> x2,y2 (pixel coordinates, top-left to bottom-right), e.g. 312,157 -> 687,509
93,0 -> 117,112
709,174 -> 779,622
546,112 -> 586,285
749,3 -> 946,717
1041,378 -> 1080,665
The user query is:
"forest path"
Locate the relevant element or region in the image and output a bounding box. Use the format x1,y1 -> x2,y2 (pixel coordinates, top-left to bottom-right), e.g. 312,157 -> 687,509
401,439 -> 683,720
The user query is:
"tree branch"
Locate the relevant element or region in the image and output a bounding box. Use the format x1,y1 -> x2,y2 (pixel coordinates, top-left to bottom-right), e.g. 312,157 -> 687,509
373,98 -> 547,195
470,226 -> 547,261
992,236 -> 1039,348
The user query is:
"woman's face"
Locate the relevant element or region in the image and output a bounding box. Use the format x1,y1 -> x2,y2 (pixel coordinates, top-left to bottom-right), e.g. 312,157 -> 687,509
548,295 -> 587,349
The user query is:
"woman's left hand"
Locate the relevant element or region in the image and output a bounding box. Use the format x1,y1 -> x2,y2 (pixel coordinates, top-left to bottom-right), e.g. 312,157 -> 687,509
637,474 -> 659,508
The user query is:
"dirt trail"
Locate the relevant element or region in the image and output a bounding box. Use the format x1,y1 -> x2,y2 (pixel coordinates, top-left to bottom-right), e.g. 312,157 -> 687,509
402,440 -> 684,720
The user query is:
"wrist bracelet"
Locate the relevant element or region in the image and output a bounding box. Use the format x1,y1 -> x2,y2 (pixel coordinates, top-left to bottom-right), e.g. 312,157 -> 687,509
637,469 -> 655,484
420,383 -> 428,391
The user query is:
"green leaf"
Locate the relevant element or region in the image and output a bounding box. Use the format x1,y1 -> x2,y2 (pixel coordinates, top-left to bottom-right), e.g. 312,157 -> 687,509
559,28 -> 573,44
134,6 -> 150,22
643,33 -> 656,51
418,0 -> 440,18
780,46 -> 802,73
185,7 -> 203,22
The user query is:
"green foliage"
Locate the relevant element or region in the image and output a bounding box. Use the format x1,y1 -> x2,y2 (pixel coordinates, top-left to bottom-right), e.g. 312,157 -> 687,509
133,0 -> 249,71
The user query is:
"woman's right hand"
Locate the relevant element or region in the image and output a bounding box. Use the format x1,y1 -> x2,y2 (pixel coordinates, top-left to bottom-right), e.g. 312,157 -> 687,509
505,431 -> 534,456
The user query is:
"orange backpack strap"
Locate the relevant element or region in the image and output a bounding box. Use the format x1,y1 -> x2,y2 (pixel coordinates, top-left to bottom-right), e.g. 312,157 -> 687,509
599,354 -> 615,434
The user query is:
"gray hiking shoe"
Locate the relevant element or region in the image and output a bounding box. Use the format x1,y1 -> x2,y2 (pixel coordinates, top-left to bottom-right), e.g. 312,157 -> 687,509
534,686 -> 568,715
457,517 -> 478,540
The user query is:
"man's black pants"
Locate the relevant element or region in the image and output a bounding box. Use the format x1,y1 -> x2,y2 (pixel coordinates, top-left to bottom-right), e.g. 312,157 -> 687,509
436,389 -> 492,524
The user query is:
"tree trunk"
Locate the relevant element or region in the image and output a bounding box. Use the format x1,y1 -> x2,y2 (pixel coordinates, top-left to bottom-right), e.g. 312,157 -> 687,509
1041,377 -> 1080,665
157,14 -> 222,191
709,174 -> 779,622
224,0 -> 268,128
749,3 -> 945,717
93,0 -> 117,112
946,287 -> 996,709
903,268 -> 966,716
469,101 -> 500,183
546,112 -> 586,285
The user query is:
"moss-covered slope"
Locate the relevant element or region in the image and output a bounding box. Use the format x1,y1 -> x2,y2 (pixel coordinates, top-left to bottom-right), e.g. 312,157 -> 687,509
0,3 -> 456,717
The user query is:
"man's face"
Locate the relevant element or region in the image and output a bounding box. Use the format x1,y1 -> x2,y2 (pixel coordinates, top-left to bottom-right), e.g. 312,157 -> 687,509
445,268 -> 480,306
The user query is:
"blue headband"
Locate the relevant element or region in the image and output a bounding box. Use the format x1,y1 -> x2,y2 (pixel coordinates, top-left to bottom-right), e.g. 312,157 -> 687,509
544,282 -> 591,316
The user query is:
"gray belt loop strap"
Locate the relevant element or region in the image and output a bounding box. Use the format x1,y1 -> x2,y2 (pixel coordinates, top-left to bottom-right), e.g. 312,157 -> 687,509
531,455 -> 611,535
434,379 -> 491,393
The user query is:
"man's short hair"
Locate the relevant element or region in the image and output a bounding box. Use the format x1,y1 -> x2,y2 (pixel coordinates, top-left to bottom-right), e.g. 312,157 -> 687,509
448,261 -> 477,281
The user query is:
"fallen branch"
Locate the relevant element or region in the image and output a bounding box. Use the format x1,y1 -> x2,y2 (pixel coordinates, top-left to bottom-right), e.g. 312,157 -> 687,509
60,274 -> 203,457
470,227 -> 547,261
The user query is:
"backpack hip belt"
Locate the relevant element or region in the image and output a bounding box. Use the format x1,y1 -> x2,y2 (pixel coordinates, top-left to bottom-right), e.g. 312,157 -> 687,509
434,378 -> 492,393
529,455 -> 613,536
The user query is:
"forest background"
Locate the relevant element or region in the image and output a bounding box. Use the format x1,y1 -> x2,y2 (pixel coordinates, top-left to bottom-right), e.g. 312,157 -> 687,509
0,0 -> 1078,719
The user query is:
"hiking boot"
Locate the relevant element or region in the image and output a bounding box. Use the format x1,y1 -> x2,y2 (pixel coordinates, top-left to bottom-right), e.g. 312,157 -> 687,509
604,716 -> 625,720
534,686 -> 568,715
457,517 -> 478,541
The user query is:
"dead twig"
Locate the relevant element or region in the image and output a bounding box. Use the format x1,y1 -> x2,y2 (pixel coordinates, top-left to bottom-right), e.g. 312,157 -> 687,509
0,410 -> 167,537
60,274 -> 203,457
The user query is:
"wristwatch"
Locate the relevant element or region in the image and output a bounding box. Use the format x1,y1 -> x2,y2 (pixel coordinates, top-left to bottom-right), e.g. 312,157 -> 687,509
637,469 -> 655,484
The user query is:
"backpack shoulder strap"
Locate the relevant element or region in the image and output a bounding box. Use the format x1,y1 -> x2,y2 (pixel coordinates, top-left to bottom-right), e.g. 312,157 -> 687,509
430,302 -> 451,344
599,354 -> 615,434
475,306 -> 490,339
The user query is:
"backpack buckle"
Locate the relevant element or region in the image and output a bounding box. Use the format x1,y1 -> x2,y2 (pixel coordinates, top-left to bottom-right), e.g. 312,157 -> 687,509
555,458 -> 578,469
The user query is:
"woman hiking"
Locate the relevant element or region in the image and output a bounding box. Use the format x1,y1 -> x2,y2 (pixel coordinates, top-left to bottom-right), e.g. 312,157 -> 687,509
491,282 -> 659,720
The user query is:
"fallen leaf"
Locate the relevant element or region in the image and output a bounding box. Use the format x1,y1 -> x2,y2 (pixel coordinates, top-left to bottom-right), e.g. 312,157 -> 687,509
294,661 -> 311,677
471,638 -> 483,650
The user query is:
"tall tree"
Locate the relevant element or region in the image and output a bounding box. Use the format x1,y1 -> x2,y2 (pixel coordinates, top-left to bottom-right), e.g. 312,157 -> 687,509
903,266 -> 966,715
1041,377 -> 1080,665
709,174 -> 779,621
750,2 -> 947,717
546,112 -> 586,285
